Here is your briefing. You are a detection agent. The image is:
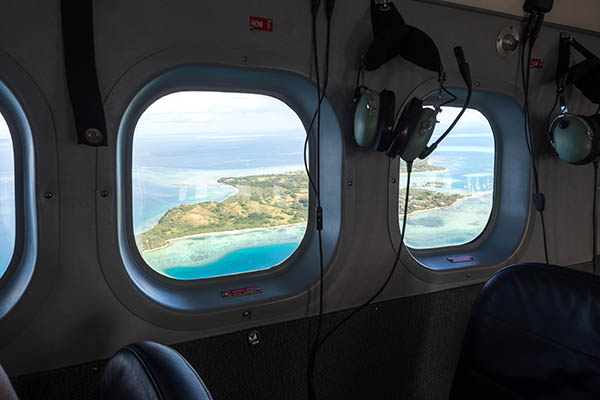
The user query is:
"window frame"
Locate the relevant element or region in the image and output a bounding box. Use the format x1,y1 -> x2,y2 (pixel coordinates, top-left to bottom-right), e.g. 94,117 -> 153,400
0,57 -> 58,345
97,64 -> 344,323
125,90 -> 315,283
389,88 -> 532,279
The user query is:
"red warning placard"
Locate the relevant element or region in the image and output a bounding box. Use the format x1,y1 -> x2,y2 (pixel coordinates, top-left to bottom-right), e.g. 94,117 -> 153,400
249,16 -> 273,32
221,287 -> 263,299
530,58 -> 544,69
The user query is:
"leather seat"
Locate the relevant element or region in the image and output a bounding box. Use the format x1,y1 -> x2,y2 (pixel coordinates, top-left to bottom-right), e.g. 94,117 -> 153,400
96,341 -> 213,400
0,363 -> 18,400
450,263 -> 600,399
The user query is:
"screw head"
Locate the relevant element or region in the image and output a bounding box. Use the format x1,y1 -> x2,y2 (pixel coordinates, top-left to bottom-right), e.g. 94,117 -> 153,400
241,56 -> 248,62
392,178 -> 397,184
44,192 -> 53,199
100,190 -> 109,198
85,128 -> 103,145
347,181 -> 353,187
248,330 -> 260,345
467,273 -> 472,278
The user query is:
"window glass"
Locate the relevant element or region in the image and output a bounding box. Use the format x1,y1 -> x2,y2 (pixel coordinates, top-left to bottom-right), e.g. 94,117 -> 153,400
0,115 -> 14,276
399,107 -> 495,249
132,92 -> 308,280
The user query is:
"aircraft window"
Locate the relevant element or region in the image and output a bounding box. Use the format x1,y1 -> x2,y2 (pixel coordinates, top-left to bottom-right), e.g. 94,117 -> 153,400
0,114 -> 14,277
131,91 -> 309,280
399,106 -> 495,249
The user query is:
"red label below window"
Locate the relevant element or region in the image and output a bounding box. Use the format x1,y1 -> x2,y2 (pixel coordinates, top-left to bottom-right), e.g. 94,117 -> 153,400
249,16 -> 273,32
222,287 -> 263,299
447,256 -> 476,264
530,58 -> 544,69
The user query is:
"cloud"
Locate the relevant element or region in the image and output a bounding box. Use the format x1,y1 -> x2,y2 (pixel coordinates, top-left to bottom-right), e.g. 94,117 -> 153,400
429,107 -> 494,139
135,91 -> 305,136
0,115 -> 9,140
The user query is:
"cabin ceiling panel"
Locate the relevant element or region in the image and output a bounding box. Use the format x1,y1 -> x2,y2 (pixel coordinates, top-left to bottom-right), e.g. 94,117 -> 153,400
426,0 -> 600,33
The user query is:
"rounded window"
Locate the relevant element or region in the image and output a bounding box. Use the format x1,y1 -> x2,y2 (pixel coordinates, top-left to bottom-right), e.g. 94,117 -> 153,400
131,92 -> 309,280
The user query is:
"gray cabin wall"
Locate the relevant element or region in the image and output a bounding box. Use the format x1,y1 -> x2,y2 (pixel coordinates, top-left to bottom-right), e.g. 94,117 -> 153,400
0,0 -> 598,376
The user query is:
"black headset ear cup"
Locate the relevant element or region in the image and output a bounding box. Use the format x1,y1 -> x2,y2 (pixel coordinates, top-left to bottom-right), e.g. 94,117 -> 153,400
386,98 -> 424,158
372,90 -> 396,151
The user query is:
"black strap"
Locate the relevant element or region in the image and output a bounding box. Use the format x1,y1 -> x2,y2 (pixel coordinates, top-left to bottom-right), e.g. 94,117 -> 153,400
556,35 -> 571,86
61,0 -> 107,146
556,34 -> 600,105
364,0 -> 441,74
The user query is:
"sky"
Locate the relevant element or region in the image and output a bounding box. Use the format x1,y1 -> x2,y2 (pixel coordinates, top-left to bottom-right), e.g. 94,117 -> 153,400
0,115 -> 9,141
135,91 -> 306,137
430,106 -> 493,139
134,91 -> 493,142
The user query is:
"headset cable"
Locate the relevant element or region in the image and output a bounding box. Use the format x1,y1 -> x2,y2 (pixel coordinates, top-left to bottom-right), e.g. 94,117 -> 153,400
419,47 -> 472,160
521,11 -> 550,264
306,1 -> 335,399
308,160 -> 413,399
594,161 -> 598,274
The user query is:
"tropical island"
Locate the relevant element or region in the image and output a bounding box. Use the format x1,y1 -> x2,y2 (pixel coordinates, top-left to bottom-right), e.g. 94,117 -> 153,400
138,159 -> 466,252
400,189 -> 468,215
401,159 -> 446,173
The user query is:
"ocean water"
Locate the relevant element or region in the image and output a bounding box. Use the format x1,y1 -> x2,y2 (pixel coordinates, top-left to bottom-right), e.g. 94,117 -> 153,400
133,128 -> 309,279
132,132 -> 306,233
142,224 -> 306,271
165,243 -> 299,280
0,137 -> 15,277
402,132 -> 495,249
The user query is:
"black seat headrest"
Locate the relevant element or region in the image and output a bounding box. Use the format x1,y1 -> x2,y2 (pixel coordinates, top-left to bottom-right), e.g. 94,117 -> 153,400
96,341 -> 212,400
451,263 -> 600,399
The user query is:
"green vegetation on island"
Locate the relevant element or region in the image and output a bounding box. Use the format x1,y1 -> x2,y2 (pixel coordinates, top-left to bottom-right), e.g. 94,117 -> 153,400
139,166 -> 466,252
139,171 -> 309,251
400,189 -> 468,215
401,159 -> 446,173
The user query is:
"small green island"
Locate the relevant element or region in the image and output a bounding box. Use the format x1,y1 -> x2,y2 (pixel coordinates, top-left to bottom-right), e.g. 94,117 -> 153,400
139,171 -> 309,251
400,189 -> 468,215
401,159 -> 446,173
139,160 -> 467,252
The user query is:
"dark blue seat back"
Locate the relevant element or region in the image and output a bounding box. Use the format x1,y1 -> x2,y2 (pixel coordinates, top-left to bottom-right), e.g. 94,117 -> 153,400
451,263 -> 600,399
96,341 -> 213,400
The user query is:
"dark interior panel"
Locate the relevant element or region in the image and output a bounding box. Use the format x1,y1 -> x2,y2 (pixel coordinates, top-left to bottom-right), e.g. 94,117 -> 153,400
11,284 -> 481,400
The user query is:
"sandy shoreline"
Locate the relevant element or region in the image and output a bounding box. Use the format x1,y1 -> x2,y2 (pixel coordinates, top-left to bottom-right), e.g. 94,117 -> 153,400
403,190 -> 491,217
141,222 -> 306,254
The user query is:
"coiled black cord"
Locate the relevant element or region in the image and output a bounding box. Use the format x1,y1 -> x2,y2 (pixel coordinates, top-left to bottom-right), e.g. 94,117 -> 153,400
521,27 -> 550,264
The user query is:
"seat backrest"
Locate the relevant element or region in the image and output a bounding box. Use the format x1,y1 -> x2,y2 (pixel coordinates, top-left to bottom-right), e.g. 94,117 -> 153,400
96,341 -> 213,400
451,263 -> 600,400
0,364 -> 18,400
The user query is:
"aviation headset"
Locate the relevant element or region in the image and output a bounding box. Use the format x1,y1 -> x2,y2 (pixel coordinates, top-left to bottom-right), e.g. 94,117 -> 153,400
549,34 -> 600,165
353,0 -> 471,163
